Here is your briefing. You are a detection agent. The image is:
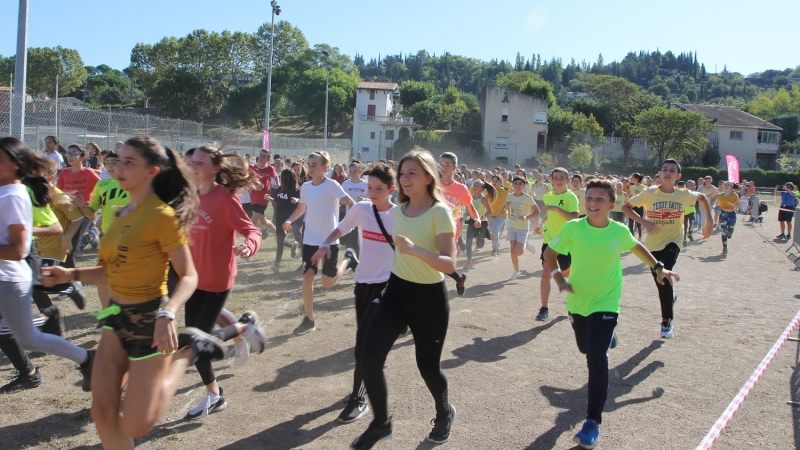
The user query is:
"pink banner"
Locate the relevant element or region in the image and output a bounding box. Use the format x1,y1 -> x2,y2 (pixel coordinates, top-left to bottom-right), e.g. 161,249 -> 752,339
726,154 -> 740,184
262,129 -> 270,150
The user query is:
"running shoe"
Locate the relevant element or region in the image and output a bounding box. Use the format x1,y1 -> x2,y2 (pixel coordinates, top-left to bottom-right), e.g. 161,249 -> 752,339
722,245 -> 728,255
271,262 -> 280,273
474,247 -> 481,253
79,349 -> 95,392
186,385 -> 227,420
573,418 -> 600,449
458,238 -> 466,253
491,249 -> 498,256
688,233 -> 694,242
41,306 -> 64,337
69,281 -> 87,310
56,285 -> 74,301
788,233 -> 792,240
0,367 -> 42,394
291,241 -> 299,258
661,322 -> 674,339
456,273 -> 467,296
179,327 -> 227,363
610,333 -> 617,349
262,227 -> 270,240
293,316 -> 316,335
338,396 -> 369,423
463,260 -> 473,270
777,233 -> 787,239
535,307 -> 549,321
350,419 -> 394,450
427,404 -> 456,444
232,339 -> 250,367
240,311 -> 267,354
345,248 -> 360,272
508,271 -> 520,281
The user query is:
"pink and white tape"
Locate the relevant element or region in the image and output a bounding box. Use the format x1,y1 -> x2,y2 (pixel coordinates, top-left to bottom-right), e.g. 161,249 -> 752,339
697,308 -> 800,449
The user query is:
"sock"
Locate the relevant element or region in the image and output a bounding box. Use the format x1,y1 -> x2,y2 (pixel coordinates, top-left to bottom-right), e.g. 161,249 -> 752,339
447,272 -> 460,283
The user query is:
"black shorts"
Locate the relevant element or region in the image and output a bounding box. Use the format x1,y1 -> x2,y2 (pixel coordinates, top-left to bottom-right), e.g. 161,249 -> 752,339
252,203 -> 268,215
302,244 -> 339,277
25,242 -> 42,287
541,243 -> 572,270
779,207 -> 795,222
100,297 -> 167,360
242,202 -> 254,217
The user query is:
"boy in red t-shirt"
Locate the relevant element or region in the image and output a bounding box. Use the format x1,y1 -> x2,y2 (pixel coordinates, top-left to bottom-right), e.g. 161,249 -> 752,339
439,152 -> 479,296
250,149 -> 278,238
56,144 -> 100,260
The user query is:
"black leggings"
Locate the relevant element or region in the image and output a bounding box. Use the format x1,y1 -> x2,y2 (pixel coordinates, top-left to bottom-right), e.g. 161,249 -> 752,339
361,274 -> 450,424
0,333 -> 35,374
570,312 -> 617,424
649,242 -> 680,322
465,218 -> 486,261
275,217 -> 303,263
351,281 -> 388,399
628,206 -> 643,237
184,289 -> 239,386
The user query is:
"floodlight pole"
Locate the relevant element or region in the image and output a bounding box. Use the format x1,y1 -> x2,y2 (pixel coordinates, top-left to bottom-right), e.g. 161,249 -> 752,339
264,0 -> 281,131
11,0 -> 29,140
322,51 -> 331,150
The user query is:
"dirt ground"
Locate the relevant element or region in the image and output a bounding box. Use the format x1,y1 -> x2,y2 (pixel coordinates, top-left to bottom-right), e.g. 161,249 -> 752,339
2,203 -> 800,450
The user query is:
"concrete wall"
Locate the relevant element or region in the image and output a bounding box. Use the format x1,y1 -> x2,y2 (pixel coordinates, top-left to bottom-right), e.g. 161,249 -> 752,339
480,85 -> 548,165
714,126 -> 779,169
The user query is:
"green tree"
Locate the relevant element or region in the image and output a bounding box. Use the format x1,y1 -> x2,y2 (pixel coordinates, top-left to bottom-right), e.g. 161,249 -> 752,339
582,74 -> 662,133
546,105 -> 583,148
568,143 -> 593,171
405,99 -> 441,129
769,114 -> 800,142
567,114 -> 604,145
399,80 -> 436,109
11,46 -> 88,97
252,20 -> 309,74
633,107 -> 714,165
287,67 -> 360,133
150,68 -> 225,121
493,71 -> 557,106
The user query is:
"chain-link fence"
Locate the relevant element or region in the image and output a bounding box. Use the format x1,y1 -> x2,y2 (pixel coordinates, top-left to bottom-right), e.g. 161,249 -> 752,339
2,98 -> 352,165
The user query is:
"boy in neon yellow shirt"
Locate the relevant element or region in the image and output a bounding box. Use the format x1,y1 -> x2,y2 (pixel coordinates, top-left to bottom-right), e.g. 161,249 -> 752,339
537,167 -> 579,321
623,159 -> 712,339
545,179 -> 678,449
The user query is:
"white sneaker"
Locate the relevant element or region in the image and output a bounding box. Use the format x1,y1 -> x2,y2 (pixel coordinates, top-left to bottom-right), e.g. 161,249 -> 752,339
241,311 -> 267,354
232,340 -> 250,367
661,322 -> 674,339
508,271 -> 520,281
186,387 -> 227,420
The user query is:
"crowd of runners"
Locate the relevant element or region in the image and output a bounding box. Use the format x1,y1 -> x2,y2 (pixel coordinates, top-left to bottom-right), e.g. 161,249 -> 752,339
0,135 -> 797,449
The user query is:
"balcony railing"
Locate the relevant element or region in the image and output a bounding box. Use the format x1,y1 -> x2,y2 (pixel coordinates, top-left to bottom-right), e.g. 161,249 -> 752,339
359,115 -> 413,125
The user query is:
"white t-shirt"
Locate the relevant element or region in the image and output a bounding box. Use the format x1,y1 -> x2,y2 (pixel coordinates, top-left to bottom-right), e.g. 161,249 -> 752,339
341,179 -> 368,206
299,178 -> 349,245
337,201 -> 395,284
238,190 -> 251,204
0,184 -> 33,282
45,151 -> 63,170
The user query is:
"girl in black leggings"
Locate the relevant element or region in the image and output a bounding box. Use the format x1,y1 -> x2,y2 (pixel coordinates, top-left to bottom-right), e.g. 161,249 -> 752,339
351,149 -> 457,449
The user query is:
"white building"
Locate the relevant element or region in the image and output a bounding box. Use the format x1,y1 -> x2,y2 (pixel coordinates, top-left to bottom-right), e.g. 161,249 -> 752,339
479,84 -> 549,166
352,81 -> 413,162
672,104 -> 783,170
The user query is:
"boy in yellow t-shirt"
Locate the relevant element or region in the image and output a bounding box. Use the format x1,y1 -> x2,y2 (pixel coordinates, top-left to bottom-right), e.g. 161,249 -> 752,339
623,159 -> 712,339
537,168 -> 579,321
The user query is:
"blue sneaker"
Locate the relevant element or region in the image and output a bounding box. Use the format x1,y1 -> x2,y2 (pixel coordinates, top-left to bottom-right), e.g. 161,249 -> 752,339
573,419 -> 600,449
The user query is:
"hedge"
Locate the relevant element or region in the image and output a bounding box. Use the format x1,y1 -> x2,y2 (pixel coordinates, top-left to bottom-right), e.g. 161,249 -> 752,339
598,164 -> 800,188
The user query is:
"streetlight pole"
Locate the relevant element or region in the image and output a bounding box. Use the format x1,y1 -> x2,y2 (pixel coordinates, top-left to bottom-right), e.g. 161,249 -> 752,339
321,50 -> 331,150
264,0 -> 281,131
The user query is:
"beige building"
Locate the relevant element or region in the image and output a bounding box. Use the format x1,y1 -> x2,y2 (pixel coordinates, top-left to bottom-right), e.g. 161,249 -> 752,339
352,81 -> 413,162
672,104 -> 782,170
479,84 -> 548,166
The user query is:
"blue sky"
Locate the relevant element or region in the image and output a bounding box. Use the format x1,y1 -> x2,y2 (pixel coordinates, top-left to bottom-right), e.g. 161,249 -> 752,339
1,0 -> 797,77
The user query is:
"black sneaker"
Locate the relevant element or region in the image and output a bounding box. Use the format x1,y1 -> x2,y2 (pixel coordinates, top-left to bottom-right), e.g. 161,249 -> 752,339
338,396 -> 369,423
56,285 -> 73,301
179,327 -> 226,364
535,307 -> 549,321
427,404 -> 456,444
68,281 -> 87,310
271,262 -> 280,273
350,419 -> 394,450
777,233 -> 787,239
0,367 -> 42,393
788,234 -> 792,240
262,227 -> 269,240
41,306 -> 64,337
293,316 -> 316,335
291,241 -> 299,258
456,273 -> 467,296
610,332 -> 618,349
79,349 -> 95,392
239,311 -> 267,354
344,248 -> 360,272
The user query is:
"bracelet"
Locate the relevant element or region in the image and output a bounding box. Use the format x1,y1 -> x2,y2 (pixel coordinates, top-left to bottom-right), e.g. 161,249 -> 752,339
156,309 -> 176,321
551,268 -> 562,277
73,268 -> 80,282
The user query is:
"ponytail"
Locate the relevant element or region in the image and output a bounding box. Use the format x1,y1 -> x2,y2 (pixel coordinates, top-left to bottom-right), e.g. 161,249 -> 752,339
483,182 -> 497,203
0,137 -> 53,207
194,146 -> 259,193
124,136 -> 198,232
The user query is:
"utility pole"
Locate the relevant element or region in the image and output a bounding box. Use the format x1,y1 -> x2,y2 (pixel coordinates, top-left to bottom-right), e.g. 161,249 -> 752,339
321,50 -> 332,149
263,0 -> 281,132
11,0 -> 29,140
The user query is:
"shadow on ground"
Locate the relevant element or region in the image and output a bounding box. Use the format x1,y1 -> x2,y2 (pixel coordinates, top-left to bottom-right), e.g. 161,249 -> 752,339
525,340 -> 665,449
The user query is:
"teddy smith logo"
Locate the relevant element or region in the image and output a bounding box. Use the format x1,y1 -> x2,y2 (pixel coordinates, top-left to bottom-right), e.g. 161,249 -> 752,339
646,200 -> 684,223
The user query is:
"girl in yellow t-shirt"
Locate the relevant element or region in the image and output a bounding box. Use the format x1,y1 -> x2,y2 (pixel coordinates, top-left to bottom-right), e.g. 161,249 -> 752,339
464,180 -> 496,269
352,149 -> 457,448
627,173 -> 645,239
43,136 -> 225,448
488,175 -> 511,256
718,181 -> 740,255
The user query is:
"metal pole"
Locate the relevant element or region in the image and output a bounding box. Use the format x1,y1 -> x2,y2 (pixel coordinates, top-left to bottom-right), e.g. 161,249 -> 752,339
107,107 -> 111,149
264,1 -> 278,131
55,74 -> 59,140
324,66 -> 330,149
11,0 -> 29,140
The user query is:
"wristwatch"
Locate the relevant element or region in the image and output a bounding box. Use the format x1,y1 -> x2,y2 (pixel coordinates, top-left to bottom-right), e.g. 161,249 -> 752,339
653,261 -> 665,271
